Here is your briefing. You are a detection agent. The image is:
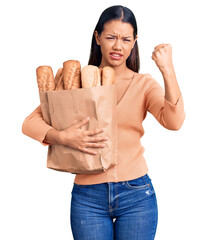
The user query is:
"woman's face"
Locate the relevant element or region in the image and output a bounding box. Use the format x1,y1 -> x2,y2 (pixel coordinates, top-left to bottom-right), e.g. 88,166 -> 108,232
94,20 -> 138,68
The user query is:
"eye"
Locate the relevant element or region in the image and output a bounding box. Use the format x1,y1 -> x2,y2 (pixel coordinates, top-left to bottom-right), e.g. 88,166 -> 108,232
106,37 -> 130,42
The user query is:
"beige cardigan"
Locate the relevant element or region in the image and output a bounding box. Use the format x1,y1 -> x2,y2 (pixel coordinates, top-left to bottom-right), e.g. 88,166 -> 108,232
22,73 -> 186,185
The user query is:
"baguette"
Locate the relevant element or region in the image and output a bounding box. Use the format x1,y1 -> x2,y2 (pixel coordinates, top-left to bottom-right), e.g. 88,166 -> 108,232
102,66 -> 116,86
81,65 -> 101,88
63,60 -> 81,90
36,66 -> 55,91
54,67 -> 64,90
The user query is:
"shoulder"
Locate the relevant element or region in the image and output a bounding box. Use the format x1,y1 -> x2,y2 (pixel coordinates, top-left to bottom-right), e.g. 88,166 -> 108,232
133,72 -> 153,82
133,73 -> 161,91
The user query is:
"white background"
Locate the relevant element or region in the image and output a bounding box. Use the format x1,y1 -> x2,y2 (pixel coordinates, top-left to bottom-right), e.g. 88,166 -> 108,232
1,0 -> 206,239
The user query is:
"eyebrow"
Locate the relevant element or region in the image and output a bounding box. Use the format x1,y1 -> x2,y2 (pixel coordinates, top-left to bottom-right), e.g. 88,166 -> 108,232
106,34 -> 132,38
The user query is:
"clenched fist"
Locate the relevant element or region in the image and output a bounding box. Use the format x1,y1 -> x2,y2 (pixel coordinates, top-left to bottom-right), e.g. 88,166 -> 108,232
151,43 -> 174,73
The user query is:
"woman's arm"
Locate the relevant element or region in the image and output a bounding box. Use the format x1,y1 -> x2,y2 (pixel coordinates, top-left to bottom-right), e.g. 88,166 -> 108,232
145,74 -> 186,130
145,43 -> 186,130
162,64 -> 181,105
43,128 -> 62,145
22,105 -> 107,155
22,105 -> 62,146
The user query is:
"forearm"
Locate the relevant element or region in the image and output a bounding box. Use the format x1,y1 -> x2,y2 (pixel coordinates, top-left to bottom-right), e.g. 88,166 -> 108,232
22,105 -> 56,146
161,64 -> 181,105
43,128 -> 63,145
146,70 -> 185,130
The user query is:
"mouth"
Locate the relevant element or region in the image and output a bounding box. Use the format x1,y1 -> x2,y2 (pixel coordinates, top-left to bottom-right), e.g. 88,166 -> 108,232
109,52 -> 123,60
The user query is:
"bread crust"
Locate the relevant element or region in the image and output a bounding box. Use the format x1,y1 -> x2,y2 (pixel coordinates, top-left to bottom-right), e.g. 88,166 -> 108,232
54,67 -> 64,90
63,60 -> 81,89
36,62 -> 116,92
81,65 -> 101,88
102,66 -> 116,86
36,66 -> 55,91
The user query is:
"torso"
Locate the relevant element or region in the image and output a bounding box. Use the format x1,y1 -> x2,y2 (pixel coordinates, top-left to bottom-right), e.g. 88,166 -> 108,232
115,71 -> 142,104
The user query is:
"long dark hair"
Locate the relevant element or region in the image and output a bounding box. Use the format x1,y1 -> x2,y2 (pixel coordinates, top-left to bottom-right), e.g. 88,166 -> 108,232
88,5 -> 140,73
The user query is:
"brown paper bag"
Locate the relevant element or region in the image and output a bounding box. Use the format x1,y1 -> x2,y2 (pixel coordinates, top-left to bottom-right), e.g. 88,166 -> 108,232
39,84 -> 118,174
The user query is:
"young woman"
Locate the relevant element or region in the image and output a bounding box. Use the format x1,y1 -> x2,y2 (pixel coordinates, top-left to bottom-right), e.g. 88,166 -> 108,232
22,5 -> 185,240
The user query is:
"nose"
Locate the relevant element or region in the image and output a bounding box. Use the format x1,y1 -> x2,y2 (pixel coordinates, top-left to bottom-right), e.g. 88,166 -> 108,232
113,39 -> 122,50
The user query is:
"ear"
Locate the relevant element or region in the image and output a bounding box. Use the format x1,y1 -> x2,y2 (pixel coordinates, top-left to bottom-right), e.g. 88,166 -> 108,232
94,31 -> 101,45
132,35 -> 138,49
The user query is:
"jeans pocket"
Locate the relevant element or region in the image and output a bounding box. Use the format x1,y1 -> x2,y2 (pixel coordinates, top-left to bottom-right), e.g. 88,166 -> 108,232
125,174 -> 151,190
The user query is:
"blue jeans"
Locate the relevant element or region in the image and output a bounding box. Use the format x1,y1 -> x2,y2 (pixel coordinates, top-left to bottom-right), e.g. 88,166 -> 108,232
70,173 -> 158,240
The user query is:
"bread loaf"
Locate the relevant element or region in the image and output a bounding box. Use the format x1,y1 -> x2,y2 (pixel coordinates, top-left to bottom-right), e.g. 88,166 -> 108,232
63,60 -> 81,89
81,65 -> 101,88
54,67 -> 64,90
36,62 -> 116,92
102,66 -> 116,86
36,66 -> 55,91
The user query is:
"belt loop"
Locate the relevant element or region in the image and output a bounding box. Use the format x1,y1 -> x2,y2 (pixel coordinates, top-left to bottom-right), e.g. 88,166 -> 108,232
143,174 -> 148,184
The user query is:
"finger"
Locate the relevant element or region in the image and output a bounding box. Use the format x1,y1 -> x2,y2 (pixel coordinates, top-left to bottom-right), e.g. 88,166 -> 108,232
152,51 -> 157,58
81,147 -> 98,155
154,44 -> 166,50
75,117 -> 90,128
152,49 -> 162,56
158,43 -> 171,49
86,128 -> 104,136
157,48 -> 165,53
86,136 -> 108,142
85,142 -> 106,148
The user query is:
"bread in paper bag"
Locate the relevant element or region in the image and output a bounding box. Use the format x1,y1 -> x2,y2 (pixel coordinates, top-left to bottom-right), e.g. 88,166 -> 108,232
38,61 -> 118,174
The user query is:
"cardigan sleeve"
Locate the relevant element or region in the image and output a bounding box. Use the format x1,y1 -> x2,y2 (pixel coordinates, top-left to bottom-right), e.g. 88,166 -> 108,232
22,105 -> 54,146
145,74 -> 186,130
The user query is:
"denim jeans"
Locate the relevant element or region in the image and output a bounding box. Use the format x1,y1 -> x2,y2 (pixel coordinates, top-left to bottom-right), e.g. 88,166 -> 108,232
70,173 -> 158,240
